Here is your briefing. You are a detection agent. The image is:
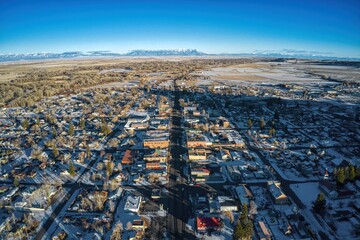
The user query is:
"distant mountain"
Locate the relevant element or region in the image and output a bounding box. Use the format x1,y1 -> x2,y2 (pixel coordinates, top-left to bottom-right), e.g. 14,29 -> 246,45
0,49 -> 205,61
0,51 -> 122,62
219,50 -> 360,61
125,49 -> 206,56
0,49 -> 358,62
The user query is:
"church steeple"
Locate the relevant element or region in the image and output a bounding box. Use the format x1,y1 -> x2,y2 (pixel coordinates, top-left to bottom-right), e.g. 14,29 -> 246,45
324,168 -> 329,179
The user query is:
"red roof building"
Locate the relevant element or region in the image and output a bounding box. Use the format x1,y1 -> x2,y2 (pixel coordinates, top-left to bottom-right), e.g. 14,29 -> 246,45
196,217 -> 222,231
122,150 -> 133,165
146,162 -> 164,170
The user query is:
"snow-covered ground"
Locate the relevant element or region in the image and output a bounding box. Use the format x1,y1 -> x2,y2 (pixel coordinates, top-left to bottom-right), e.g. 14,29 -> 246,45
290,183 -> 339,240
40,188 -> 78,240
290,183 -> 320,208
198,62 -> 335,86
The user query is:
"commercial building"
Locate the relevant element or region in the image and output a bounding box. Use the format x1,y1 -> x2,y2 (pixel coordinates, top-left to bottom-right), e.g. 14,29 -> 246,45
196,217 -> 222,232
124,195 -> 142,213
143,130 -> 170,149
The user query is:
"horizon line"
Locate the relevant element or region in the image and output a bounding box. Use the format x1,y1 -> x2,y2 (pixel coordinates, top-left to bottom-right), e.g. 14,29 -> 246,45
1,49 -> 360,61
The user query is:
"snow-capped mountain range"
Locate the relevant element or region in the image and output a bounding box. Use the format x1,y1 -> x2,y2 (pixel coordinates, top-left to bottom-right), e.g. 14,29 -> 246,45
0,49 -> 358,62
0,51 -> 123,62
0,49 -> 205,61
126,49 -> 205,56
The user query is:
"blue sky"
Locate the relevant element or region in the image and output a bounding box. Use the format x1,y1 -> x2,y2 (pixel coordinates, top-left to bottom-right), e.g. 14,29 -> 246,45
0,0 -> 359,57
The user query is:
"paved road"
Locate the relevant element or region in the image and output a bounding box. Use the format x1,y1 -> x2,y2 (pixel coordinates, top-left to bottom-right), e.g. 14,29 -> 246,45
33,150 -> 101,240
165,79 -> 196,240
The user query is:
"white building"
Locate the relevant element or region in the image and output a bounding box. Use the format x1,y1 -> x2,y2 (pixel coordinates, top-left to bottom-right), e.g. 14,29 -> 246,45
124,195 -> 142,213
217,196 -> 238,212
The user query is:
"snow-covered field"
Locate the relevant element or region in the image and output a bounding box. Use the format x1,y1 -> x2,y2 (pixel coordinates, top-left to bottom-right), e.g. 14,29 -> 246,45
198,62 -> 334,85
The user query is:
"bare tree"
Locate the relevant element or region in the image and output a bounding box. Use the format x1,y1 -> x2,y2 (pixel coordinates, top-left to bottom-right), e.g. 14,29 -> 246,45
126,221 -> 132,230
224,211 -> 234,224
97,162 -> 104,171
249,200 -> 258,216
111,223 -> 123,240
117,163 -> 123,172
109,199 -> 115,212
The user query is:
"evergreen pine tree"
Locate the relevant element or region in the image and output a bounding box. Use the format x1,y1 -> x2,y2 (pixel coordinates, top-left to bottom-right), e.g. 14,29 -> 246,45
52,127 -> 57,137
333,168 -> 338,179
247,119 -> 253,129
313,193 -> 326,213
233,203 -> 253,240
86,144 -> 91,158
345,166 -> 350,180
274,110 -> 280,119
356,167 -> 360,179
14,177 -> 20,187
348,164 -> 355,181
233,221 -> 243,240
244,221 -> 254,240
68,123 -> 75,136
22,119 -> 29,130
101,123 -> 111,135
79,118 -> 85,129
69,161 -> 75,176
284,125 -> 289,134
269,128 -> 276,136
337,168 -> 346,185
259,117 -> 266,130
240,203 -> 248,225
52,146 -> 59,158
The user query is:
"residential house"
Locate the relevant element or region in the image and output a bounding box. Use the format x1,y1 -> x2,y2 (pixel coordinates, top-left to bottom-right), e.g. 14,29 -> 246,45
235,184 -> 254,206
319,179 -> 338,199
268,181 -> 290,205
258,221 -> 272,240
122,150 -> 134,165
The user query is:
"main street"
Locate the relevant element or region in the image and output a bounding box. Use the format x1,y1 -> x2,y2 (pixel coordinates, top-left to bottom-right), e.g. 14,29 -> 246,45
165,79 -> 196,240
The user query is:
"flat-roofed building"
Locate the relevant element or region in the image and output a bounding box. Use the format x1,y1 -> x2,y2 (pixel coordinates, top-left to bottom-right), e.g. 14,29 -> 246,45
217,196 -> 238,212
125,112 -> 150,130
191,167 -> 210,182
191,168 -> 210,177
129,122 -> 148,130
227,165 -> 242,180
187,130 -> 208,148
188,148 -> 207,161
149,118 -> 169,130
144,139 -> 170,149
187,139 -> 207,148
235,184 -> 254,206
146,162 -> 166,170
132,220 -> 146,230
143,130 -> 170,149
144,149 -> 168,162
124,195 -> 142,213
151,189 -> 162,200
